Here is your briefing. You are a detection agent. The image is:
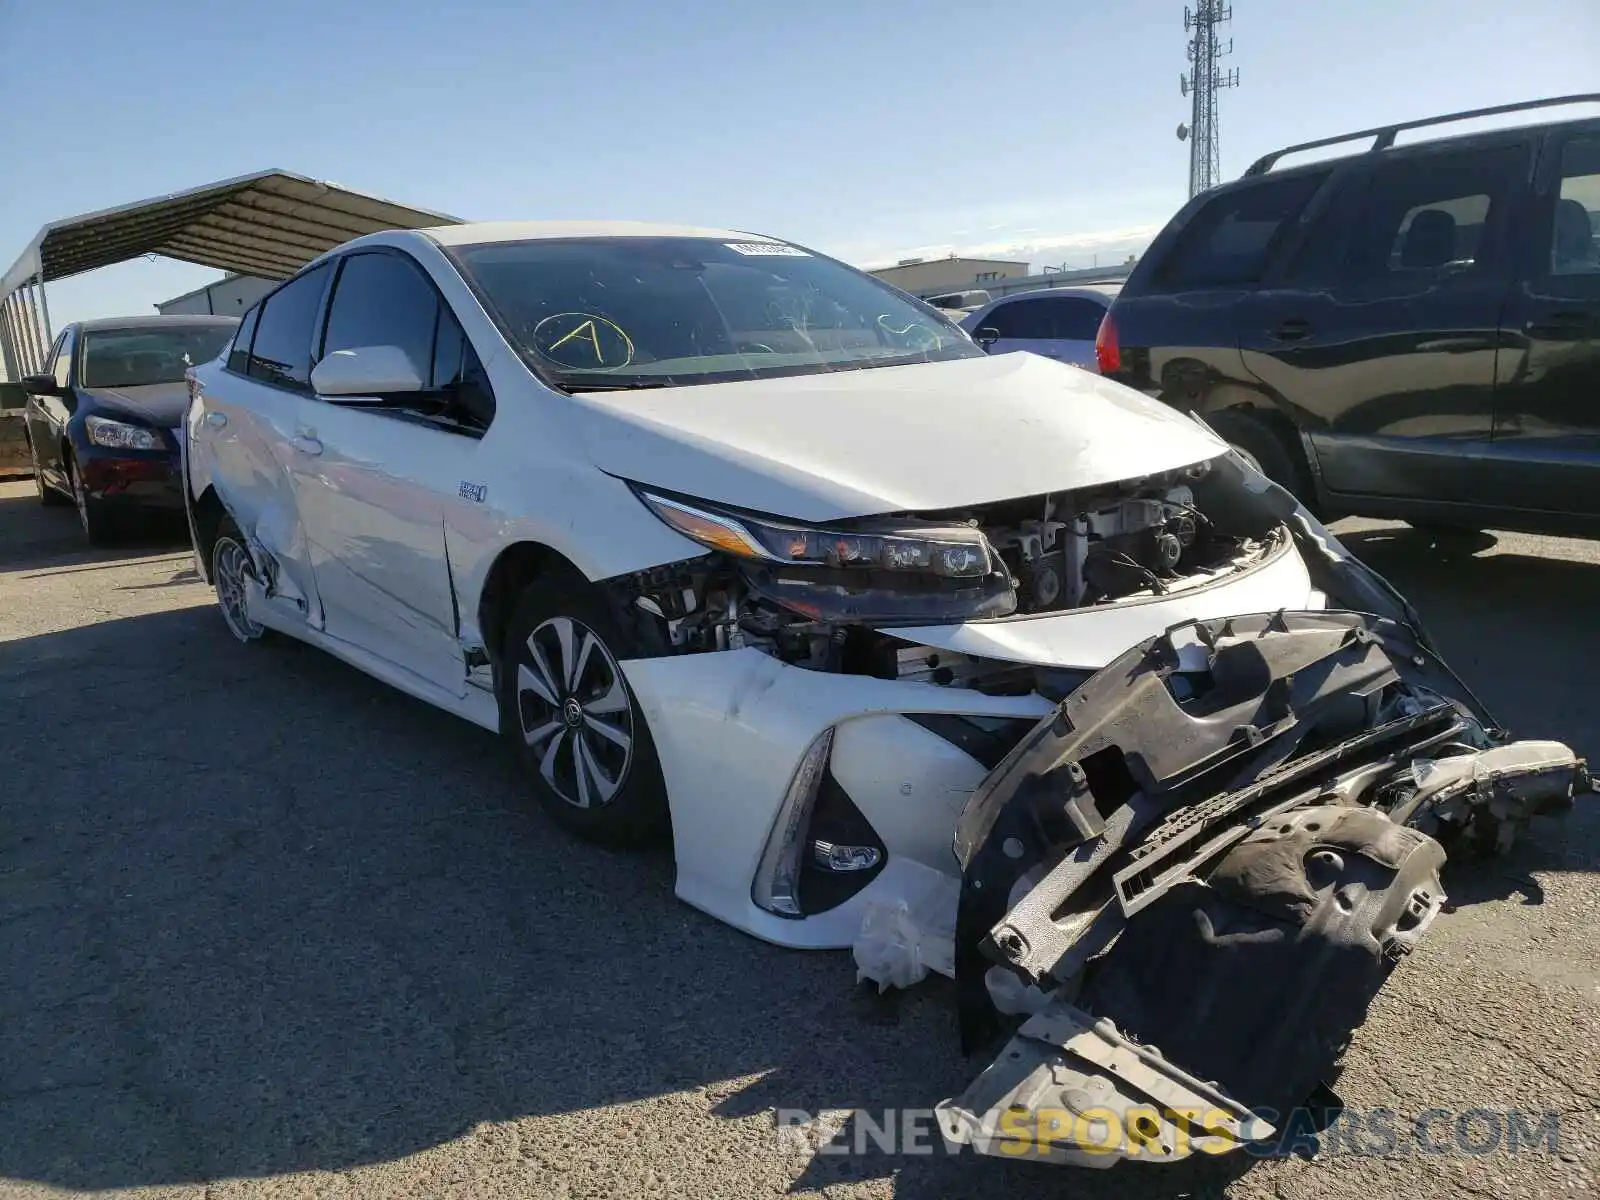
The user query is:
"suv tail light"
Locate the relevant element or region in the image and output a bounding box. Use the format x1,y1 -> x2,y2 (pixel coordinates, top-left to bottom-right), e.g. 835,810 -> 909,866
1094,312 -> 1121,375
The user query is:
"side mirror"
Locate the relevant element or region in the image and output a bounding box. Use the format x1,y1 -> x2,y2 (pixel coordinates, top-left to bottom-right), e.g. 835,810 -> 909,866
310,346 -> 426,397
20,373 -> 60,396
974,326 -> 1001,350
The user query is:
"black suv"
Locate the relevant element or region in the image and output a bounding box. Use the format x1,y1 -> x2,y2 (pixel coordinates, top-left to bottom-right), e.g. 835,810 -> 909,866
1098,95 -> 1600,537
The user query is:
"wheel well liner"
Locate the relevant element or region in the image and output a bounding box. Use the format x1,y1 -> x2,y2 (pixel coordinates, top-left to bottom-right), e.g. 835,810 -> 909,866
190,487 -> 227,583
477,541 -> 581,666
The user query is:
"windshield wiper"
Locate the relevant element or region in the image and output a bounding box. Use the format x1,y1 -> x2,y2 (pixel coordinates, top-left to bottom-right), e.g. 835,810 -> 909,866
562,379 -> 677,393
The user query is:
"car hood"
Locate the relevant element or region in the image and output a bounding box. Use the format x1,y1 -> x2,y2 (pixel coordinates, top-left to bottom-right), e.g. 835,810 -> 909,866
563,352 -> 1226,522
84,383 -> 189,429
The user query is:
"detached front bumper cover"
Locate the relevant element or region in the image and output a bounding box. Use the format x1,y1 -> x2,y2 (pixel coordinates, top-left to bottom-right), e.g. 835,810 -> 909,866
940,607 -> 1589,1166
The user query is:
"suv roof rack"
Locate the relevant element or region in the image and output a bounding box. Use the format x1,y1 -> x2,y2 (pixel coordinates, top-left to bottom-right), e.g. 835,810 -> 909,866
1242,93 -> 1600,177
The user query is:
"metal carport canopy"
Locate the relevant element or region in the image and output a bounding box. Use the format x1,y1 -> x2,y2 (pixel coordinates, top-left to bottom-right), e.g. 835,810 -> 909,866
0,169 -> 462,379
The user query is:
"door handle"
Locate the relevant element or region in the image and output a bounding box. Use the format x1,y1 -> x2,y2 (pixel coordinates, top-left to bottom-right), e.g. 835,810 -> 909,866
292,435 -> 323,456
1272,318 -> 1312,341
205,411 -> 227,429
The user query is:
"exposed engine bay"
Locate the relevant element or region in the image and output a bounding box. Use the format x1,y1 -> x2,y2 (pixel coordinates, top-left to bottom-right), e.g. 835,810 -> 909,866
959,466 -> 1256,613
936,609 -> 1590,1165
613,456 -> 1284,692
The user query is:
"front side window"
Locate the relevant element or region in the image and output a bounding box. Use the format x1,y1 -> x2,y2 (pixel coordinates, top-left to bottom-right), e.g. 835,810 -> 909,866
449,236 -> 980,391
79,324 -> 237,389
50,331 -> 73,388
431,308 -> 496,427
317,251 -> 496,430
1550,135 -> 1600,276
248,263 -> 332,392
1158,171 -> 1330,289
320,252 -> 439,372
1343,144 -> 1525,280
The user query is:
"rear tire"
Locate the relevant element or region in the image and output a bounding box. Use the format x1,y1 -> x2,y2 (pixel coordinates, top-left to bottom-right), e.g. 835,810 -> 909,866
498,570 -> 670,849
1206,408 -> 1312,501
211,516 -> 273,644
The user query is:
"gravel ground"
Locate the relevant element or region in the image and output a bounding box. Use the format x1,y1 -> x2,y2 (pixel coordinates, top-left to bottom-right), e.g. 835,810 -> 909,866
1,477 -> 1596,1199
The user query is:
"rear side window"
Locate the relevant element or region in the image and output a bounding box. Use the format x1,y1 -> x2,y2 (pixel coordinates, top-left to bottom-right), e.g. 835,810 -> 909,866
247,263 -> 332,392
1047,297 -> 1109,340
1157,172 -> 1330,289
320,252 -> 439,374
1343,144 -> 1525,280
227,305 -> 259,374
983,298 -> 1052,339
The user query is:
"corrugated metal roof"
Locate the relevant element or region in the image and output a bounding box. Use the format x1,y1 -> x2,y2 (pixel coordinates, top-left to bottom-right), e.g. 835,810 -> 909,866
1,169 -> 463,296
425,219 -> 769,245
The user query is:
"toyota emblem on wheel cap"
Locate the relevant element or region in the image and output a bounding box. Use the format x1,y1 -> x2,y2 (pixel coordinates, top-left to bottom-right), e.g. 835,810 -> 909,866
562,697 -> 584,728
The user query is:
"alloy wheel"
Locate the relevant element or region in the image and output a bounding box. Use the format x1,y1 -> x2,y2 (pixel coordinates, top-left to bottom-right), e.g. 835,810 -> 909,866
516,615 -> 635,809
213,536 -> 265,641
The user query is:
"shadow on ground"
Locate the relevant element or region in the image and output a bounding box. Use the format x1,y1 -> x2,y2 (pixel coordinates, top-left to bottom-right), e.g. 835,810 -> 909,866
1336,525 -> 1600,750
0,486 -> 191,575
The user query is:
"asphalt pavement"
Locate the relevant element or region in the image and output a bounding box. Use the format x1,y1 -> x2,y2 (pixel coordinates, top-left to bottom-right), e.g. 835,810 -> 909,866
1,477 -> 1596,1199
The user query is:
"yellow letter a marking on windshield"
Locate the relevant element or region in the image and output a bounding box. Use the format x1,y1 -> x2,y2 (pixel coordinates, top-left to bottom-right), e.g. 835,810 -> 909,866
548,319 -> 606,362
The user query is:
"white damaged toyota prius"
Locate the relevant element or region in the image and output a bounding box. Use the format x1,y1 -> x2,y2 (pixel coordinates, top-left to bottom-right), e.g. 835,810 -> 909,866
184,221 -> 1587,1166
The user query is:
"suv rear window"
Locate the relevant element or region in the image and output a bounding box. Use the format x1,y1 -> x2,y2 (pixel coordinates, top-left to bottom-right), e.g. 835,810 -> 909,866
1156,171 -> 1330,289
1344,144 -> 1525,279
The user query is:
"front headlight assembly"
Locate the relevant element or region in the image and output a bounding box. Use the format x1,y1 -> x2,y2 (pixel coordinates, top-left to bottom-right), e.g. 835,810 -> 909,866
85,415 -> 164,451
634,487 -> 1017,623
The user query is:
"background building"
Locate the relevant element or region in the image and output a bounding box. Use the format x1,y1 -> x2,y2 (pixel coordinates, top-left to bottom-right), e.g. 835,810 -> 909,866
869,255 -> 1139,302
868,256 -> 1031,297
155,273 -> 276,316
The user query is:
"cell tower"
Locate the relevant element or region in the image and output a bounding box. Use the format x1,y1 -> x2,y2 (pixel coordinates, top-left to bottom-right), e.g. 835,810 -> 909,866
1177,2 -> 1239,197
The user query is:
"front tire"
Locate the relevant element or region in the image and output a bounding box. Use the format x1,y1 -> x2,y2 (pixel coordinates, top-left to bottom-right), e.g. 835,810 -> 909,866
28,434 -> 69,507
499,572 -> 669,848
67,454 -> 117,545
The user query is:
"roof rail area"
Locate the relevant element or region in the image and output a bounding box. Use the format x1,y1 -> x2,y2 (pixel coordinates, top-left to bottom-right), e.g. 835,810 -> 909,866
1242,93 -> 1600,177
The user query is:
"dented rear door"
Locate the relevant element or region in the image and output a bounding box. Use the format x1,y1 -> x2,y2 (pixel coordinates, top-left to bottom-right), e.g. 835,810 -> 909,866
195,274 -> 330,624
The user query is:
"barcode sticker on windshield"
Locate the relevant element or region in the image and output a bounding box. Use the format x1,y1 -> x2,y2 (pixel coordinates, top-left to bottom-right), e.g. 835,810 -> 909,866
725,242 -> 810,257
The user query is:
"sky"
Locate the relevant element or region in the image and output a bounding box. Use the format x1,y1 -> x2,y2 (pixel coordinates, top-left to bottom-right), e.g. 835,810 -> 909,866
1,0 -> 1596,329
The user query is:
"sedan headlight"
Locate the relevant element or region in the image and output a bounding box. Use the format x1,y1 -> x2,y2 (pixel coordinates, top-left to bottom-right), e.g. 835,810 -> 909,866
85,415 -> 164,451
634,487 -> 1017,624
636,489 -> 994,578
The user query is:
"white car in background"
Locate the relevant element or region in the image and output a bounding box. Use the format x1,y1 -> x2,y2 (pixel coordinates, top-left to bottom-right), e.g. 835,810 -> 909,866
960,284 -> 1119,368
182,220 -> 1585,1167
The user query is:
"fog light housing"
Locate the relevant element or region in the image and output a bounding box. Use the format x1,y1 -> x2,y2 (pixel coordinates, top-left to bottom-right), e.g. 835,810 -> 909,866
812,840 -> 882,872
752,727 -> 835,918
